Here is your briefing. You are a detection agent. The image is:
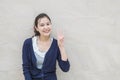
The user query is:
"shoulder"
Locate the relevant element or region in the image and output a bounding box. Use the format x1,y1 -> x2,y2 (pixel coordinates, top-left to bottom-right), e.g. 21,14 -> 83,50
52,37 -> 59,48
52,37 -> 57,44
53,37 -> 57,41
23,37 -> 32,45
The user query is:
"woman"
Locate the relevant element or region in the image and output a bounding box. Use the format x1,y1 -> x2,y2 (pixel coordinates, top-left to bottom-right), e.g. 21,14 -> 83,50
22,13 -> 70,80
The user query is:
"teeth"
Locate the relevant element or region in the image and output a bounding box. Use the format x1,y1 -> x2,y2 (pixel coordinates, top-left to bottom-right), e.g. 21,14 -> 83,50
44,30 -> 49,33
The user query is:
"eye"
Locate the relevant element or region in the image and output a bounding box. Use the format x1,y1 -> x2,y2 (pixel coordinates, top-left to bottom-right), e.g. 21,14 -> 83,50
40,23 -> 44,27
47,23 -> 50,26
47,22 -> 51,26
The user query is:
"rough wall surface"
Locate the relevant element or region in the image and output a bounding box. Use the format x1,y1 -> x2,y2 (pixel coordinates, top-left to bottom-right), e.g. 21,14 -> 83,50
0,0 -> 120,80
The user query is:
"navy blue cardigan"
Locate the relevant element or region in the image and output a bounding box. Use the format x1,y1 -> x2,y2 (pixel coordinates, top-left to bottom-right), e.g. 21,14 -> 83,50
22,37 -> 70,80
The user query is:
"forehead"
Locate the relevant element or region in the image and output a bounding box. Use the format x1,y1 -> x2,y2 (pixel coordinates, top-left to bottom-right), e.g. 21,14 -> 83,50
38,17 -> 50,23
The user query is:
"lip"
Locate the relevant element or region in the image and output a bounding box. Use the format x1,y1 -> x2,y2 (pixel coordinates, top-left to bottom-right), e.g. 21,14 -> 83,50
43,30 -> 50,33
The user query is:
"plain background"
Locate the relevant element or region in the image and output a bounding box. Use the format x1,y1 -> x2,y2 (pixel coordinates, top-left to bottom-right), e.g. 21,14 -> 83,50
0,0 -> 120,80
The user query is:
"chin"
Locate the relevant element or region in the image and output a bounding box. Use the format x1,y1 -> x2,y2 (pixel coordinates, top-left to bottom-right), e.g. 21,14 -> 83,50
44,33 -> 51,37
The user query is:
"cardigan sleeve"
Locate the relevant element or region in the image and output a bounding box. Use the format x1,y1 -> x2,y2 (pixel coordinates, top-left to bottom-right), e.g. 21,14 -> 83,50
57,47 -> 70,72
22,39 -> 32,80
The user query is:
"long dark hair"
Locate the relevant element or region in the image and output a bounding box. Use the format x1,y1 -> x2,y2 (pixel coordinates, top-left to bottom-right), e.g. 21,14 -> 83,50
34,13 -> 51,36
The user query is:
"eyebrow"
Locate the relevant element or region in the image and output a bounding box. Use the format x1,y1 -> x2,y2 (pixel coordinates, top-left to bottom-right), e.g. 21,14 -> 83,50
39,21 -> 51,24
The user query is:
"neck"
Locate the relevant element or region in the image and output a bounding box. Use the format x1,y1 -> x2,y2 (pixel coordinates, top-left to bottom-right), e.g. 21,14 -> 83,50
38,35 -> 50,42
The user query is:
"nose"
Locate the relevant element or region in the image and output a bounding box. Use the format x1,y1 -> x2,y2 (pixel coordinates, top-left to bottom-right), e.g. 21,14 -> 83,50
44,24 -> 49,29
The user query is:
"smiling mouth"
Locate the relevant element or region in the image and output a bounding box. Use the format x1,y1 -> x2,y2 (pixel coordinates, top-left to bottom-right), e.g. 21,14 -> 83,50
43,30 -> 50,33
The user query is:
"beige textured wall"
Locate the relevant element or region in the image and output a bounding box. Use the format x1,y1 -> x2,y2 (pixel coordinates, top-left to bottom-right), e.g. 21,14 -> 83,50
0,0 -> 120,80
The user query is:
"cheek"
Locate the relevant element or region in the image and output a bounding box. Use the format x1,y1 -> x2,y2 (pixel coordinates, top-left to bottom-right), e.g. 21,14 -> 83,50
36,27 -> 40,31
49,25 -> 52,30
50,27 -> 52,30
36,27 -> 42,32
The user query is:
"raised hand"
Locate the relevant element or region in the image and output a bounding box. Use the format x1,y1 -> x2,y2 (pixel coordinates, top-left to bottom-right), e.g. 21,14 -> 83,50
57,30 -> 64,47
57,29 -> 68,61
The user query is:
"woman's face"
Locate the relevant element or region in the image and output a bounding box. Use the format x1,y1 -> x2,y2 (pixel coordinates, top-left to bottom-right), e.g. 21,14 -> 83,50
35,17 -> 52,37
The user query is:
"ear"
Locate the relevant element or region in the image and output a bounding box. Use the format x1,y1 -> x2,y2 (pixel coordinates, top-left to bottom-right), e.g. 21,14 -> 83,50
34,26 -> 39,31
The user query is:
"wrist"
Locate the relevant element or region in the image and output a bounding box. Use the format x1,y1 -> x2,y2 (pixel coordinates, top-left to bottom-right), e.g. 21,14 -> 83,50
58,45 -> 65,49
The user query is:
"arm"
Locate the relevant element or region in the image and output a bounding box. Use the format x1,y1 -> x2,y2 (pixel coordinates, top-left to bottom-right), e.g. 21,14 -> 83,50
57,31 -> 70,72
58,46 -> 68,61
57,47 -> 70,72
22,40 -> 32,80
